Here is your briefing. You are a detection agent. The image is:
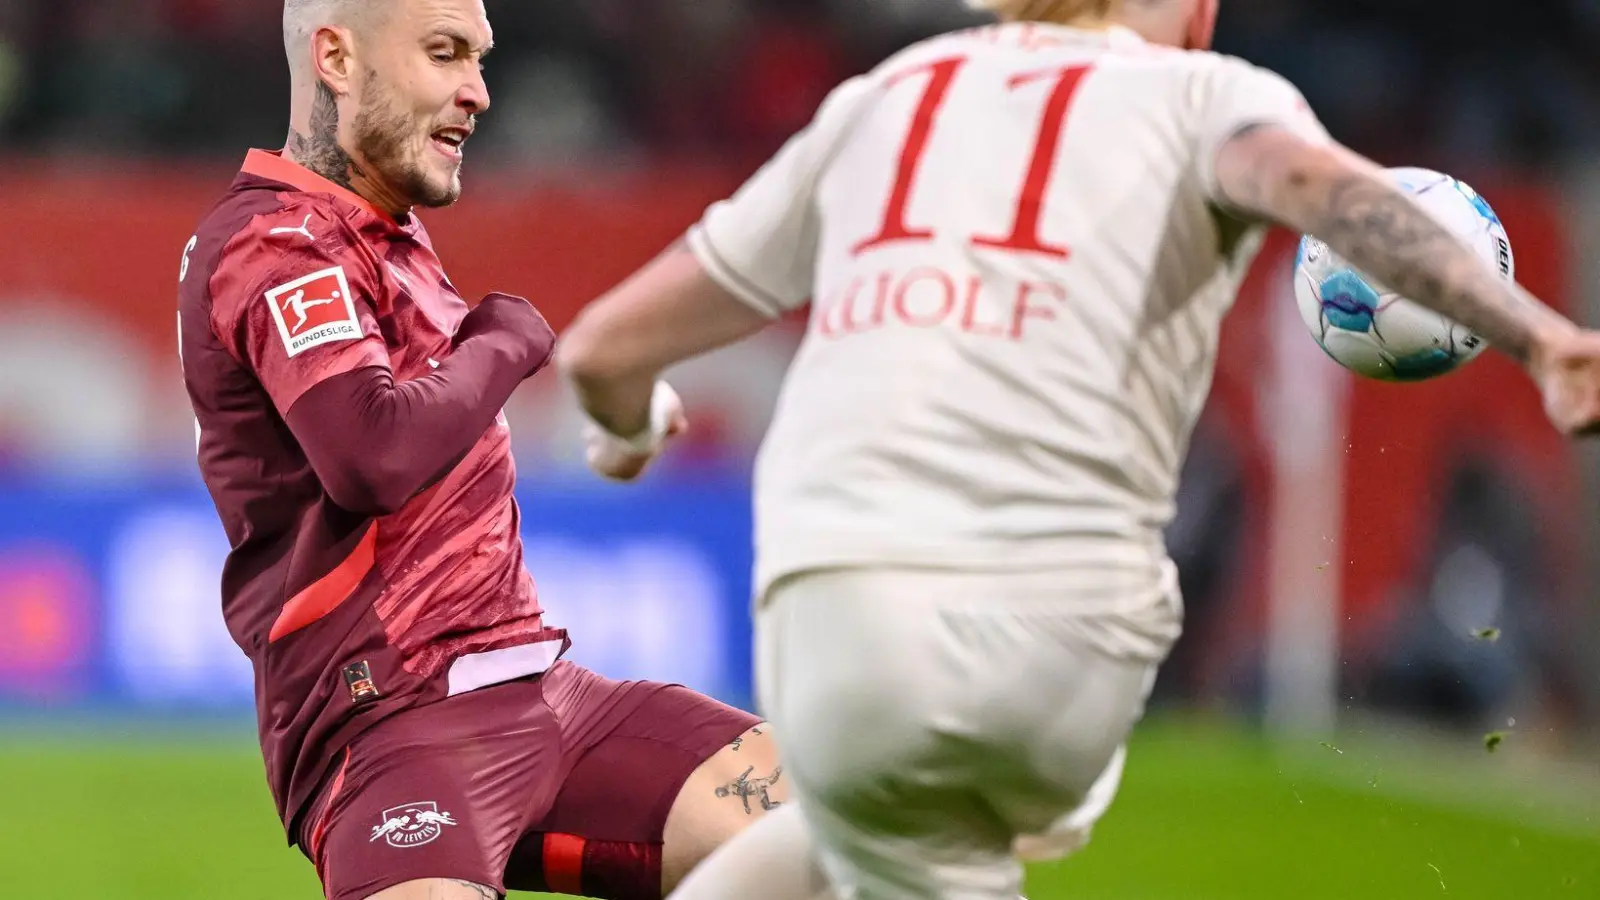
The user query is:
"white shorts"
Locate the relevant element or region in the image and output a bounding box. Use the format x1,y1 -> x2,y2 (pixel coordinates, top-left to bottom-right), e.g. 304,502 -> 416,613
756,565 -> 1180,900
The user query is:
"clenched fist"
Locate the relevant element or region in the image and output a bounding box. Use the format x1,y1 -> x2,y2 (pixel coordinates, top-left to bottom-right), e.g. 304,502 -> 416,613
582,381 -> 689,482
1533,329 -> 1600,436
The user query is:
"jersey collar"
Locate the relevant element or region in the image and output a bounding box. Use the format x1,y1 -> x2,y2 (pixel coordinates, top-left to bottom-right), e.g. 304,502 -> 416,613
241,149 -> 402,226
1025,22 -> 1147,49
1106,25 -> 1148,49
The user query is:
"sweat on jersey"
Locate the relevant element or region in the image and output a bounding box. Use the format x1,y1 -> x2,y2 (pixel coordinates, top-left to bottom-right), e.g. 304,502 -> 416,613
177,150 -> 569,838
686,22 -> 1328,598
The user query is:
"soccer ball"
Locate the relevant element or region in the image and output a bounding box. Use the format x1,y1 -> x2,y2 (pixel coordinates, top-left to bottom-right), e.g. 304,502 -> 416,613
1293,167 -> 1515,382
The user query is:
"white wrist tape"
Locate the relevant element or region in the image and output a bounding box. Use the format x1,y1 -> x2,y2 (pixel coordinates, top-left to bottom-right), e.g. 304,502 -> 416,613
587,381 -> 681,456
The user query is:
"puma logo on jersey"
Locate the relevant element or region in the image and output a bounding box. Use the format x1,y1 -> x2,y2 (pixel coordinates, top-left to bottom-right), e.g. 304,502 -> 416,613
268,215 -> 316,241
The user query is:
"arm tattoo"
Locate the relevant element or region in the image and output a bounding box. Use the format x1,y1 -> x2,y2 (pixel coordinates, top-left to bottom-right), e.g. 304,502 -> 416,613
1307,174 -> 1553,363
286,82 -> 366,191
715,765 -> 784,815
1221,135 -> 1566,366
442,880 -> 498,900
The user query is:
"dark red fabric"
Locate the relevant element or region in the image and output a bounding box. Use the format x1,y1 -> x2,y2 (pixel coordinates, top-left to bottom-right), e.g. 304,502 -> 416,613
575,839 -> 665,900
297,662 -> 759,900
285,293 -> 554,516
529,681 -> 760,844
504,675 -> 759,899
179,152 -> 567,838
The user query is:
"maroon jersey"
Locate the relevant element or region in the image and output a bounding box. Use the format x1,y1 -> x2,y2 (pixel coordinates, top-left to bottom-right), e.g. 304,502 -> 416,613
177,150 -> 568,837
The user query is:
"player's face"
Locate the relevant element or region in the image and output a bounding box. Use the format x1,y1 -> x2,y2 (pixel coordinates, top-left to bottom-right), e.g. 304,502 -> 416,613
353,0 -> 492,208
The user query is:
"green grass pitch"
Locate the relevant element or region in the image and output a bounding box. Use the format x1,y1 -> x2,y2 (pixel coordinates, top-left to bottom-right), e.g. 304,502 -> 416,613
3,718 -> 1595,899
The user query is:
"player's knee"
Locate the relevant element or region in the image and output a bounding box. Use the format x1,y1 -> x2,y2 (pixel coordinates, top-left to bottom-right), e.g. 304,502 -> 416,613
661,724 -> 789,890
363,878 -> 499,900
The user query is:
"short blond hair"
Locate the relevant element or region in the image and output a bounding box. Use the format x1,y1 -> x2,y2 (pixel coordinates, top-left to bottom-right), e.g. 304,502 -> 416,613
965,0 -> 1119,23
283,0 -> 385,68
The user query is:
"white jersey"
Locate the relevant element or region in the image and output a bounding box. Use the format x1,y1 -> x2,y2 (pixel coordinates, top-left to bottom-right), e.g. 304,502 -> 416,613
686,22 -> 1328,597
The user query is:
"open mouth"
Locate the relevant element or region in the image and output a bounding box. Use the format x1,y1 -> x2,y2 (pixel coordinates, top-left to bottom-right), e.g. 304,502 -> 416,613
430,126 -> 472,160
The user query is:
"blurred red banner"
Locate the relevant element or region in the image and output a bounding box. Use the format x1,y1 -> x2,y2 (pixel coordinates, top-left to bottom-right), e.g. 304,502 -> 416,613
0,161 -> 742,364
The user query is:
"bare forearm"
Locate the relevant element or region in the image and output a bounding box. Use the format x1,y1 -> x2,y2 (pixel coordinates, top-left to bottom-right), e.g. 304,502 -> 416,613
1217,130 -> 1571,364
560,241 -> 772,436
570,368 -> 657,439
1296,174 -> 1562,364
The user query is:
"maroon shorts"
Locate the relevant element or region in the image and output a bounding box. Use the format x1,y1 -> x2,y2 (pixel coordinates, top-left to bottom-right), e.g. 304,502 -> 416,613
297,661 -> 759,900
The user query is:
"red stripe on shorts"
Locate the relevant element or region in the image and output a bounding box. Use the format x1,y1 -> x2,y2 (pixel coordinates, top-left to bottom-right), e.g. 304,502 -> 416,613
310,747 -> 353,870
543,832 -> 588,896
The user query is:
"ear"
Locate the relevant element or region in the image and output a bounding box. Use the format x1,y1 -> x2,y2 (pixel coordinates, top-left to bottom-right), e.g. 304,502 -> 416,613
1186,0 -> 1219,51
310,25 -> 358,96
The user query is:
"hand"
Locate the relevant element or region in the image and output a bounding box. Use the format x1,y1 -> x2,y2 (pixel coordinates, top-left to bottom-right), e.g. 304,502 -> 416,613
455,293 -> 557,377
583,382 -> 689,482
1532,329 -> 1600,436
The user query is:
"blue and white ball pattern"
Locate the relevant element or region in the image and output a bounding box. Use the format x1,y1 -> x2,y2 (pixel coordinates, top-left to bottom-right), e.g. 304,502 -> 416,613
1293,167 -> 1514,382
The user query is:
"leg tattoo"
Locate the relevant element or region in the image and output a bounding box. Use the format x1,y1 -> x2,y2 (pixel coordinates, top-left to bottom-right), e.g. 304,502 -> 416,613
715,765 -> 784,815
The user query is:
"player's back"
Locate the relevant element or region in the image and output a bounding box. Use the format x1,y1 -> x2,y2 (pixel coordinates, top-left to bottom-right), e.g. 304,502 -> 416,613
720,22 -> 1322,593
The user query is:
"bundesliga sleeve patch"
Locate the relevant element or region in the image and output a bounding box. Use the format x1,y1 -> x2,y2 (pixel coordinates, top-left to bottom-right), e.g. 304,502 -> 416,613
264,266 -> 363,358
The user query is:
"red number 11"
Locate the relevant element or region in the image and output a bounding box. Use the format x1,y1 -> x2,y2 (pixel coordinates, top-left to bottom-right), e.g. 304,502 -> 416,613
852,57 -> 1095,260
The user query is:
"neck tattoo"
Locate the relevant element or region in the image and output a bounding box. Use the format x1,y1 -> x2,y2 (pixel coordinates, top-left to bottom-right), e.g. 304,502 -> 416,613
288,82 -> 366,191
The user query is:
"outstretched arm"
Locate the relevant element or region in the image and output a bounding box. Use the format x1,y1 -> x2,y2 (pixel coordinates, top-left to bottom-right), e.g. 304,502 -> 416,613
559,241 -> 772,440
1212,125 -> 1572,365
1212,125 -> 1600,435
557,242 -> 771,482
559,75 -> 877,480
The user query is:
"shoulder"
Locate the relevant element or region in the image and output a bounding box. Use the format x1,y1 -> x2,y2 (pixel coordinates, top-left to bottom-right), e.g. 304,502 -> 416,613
217,192 -> 370,274
207,192 -> 380,321
1167,50 -> 1300,93
1090,48 -> 1309,127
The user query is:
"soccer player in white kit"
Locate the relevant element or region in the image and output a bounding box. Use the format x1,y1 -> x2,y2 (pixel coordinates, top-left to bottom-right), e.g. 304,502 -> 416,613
558,1 -> 1600,898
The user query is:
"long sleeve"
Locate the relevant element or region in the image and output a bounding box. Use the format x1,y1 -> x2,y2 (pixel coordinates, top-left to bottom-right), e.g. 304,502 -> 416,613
284,293 -> 555,516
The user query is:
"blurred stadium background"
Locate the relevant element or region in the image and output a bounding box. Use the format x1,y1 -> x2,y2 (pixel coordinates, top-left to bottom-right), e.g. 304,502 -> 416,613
2,1 -> 1599,897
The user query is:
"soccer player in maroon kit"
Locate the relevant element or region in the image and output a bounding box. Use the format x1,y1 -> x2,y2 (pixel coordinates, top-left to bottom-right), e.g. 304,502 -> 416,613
175,2 -> 786,899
